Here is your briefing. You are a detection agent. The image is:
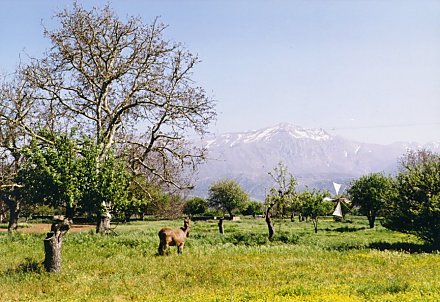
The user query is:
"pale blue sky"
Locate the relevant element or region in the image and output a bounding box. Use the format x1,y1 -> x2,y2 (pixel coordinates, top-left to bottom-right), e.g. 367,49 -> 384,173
1,0 -> 439,144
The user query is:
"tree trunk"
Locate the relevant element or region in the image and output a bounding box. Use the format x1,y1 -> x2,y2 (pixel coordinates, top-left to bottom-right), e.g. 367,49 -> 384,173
265,205 -> 275,240
96,212 -> 111,234
218,218 -> 224,234
7,201 -> 20,232
65,205 -> 75,220
43,219 -> 71,273
124,212 -> 131,223
368,214 -> 376,229
313,218 -> 318,233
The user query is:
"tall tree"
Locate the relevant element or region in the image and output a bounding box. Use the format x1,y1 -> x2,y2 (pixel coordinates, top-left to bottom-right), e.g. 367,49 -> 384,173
265,162 -> 297,240
383,150 -> 440,247
348,173 -> 395,228
208,180 -> 248,218
24,3 -> 216,231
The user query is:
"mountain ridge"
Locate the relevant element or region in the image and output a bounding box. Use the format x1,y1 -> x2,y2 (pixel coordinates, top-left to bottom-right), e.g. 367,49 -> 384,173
192,123 -> 439,200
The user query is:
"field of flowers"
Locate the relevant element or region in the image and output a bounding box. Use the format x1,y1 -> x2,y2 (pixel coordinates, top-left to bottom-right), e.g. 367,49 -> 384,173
1,217 -> 439,301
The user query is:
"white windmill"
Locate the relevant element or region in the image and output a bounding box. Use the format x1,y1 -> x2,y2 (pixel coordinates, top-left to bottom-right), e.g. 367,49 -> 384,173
323,182 -> 351,219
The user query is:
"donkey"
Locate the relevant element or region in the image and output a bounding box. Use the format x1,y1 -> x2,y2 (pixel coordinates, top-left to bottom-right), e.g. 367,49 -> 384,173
158,219 -> 190,255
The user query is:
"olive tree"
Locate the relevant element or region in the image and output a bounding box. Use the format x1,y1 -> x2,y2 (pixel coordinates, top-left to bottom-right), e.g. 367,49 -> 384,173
117,175 -> 162,221
18,132 -> 82,219
265,162 -> 297,240
79,140 -> 131,232
23,3 -> 216,231
19,133 -> 132,230
183,197 -> 208,217
208,180 -> 248,218
242,200 -> 264,217
300,188 -> 332,233
347,173 -> 395,228
383,150 -> 440,247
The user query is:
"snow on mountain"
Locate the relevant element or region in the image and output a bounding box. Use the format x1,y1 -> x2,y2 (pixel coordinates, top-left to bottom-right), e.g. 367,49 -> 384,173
192,123 -> 439,200
205,123 -> 331,149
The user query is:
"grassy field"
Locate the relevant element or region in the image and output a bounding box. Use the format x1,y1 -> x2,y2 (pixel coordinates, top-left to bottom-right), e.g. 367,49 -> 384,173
1,216 -> 439,302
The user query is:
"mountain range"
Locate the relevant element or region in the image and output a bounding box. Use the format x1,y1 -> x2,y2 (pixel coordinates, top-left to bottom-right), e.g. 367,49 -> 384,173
192,123 -> 439,200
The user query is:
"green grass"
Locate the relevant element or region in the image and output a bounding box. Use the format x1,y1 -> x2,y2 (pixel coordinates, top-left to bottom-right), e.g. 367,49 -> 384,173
1,216 -> 439,301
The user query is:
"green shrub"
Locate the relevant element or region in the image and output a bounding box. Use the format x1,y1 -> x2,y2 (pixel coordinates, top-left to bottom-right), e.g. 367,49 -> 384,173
383,150 -> 440,247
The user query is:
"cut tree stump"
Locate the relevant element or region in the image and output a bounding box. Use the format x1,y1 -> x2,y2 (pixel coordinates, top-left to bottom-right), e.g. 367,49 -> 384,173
43,218 -> 71,273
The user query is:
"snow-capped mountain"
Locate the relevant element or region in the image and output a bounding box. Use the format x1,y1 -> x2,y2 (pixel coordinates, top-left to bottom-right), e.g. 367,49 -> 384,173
192,123 -> 439,200
204,123 -> 331,148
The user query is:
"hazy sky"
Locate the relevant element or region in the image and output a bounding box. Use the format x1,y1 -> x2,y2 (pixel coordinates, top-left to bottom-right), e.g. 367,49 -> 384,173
1,0 -> 439,144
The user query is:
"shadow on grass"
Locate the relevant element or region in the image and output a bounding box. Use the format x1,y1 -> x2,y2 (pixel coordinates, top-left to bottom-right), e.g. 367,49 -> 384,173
229,232 -> 300,246
6,257 -> 44,275
368,241 -> 438,253
323,226 -> 367,233
189,231 -> 300,246
323,243 -> 364,252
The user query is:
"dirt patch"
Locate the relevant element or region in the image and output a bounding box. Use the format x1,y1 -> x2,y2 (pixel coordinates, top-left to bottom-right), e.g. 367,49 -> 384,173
0,223 -> 95,234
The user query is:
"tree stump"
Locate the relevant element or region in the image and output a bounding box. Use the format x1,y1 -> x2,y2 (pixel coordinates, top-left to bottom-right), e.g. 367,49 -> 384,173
43,218 -> 71,273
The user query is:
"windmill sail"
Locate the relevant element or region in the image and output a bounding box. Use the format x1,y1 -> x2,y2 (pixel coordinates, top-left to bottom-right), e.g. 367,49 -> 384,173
333,182 -> 341,195
332,201 -> 343,218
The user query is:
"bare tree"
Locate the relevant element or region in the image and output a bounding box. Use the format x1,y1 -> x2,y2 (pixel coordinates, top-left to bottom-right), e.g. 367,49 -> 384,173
24,3 -> 216,231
